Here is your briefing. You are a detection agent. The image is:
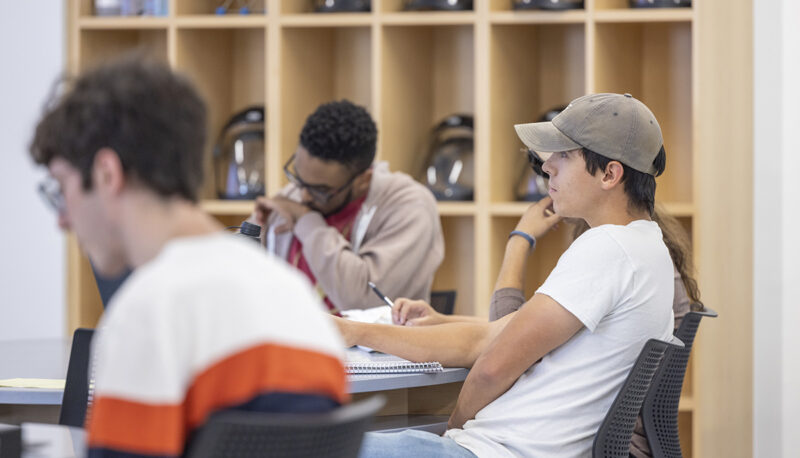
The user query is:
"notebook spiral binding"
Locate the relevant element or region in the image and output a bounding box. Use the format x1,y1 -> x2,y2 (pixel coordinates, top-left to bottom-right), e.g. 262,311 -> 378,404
346,361 -> 444,374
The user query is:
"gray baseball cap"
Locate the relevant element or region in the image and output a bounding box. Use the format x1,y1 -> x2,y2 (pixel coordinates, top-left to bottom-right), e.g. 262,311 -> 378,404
514,93 -> 663,175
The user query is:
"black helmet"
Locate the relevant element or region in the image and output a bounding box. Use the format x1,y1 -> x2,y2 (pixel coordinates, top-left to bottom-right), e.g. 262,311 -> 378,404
213,106 -> 266,200
512,0 -> 584,10
630,0 -> 691,8
404,0 -> 473,11
313,0 -> 371,13
421,114 -> 475,201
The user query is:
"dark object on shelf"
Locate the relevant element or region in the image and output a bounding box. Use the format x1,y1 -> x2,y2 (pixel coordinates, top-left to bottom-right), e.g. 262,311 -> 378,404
313,0 -> 371,13
215,0 -> 264,14
515,105 -> 566,202
404,0 -> 473,11
512,0 -> 584,10
420,114 -> 475,201
95,0 -> 168,16
630,0 -> 691,8
213,106 -> 266,200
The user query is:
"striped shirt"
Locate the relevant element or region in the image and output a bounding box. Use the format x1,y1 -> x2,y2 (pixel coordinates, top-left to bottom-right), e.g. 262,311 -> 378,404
86,233 -> 348,457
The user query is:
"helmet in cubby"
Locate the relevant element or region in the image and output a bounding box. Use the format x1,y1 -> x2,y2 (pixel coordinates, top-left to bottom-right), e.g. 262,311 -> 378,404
404,0 -> 473,11
512,0 -> 584,10
420,114 -> 475,201
629,0 -> 691,8
212,106 -> 266,200
313,0 -> 371,13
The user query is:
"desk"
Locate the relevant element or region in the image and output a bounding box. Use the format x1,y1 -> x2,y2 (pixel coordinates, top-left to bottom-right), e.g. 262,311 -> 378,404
1,339 -> 467,424
0,339 -> 70,425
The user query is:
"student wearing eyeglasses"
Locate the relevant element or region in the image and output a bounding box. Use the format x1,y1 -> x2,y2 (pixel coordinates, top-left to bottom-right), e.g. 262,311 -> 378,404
246,100 -> 444,314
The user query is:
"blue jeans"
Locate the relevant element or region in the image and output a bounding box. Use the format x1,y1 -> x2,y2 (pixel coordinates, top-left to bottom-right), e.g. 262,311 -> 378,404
359,430 -> 477,458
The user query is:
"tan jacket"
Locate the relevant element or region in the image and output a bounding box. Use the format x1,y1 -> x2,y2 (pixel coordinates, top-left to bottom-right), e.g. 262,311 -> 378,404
266,162 -> 444,311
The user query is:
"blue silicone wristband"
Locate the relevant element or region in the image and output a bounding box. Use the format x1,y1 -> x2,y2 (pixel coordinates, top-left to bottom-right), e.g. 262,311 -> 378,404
509,230 -> 536,249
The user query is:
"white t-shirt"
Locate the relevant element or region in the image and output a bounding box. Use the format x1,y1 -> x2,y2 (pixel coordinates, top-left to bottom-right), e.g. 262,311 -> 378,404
445,220 -> 674,457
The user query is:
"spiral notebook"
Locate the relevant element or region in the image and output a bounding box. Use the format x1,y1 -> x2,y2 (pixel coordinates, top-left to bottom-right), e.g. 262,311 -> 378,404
345,349 -> 444,374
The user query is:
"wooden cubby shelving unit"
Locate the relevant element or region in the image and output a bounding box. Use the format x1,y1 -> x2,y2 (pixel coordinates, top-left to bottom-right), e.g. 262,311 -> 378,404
66,0 -> 754,456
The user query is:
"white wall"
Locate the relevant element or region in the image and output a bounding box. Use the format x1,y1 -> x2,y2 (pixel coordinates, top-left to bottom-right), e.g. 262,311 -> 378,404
0,3 -> 66,341
753,0 -> 800,455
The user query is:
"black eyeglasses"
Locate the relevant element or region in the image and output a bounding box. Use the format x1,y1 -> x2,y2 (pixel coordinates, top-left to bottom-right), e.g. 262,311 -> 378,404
282,154 -> 366,205
521,147 -> 549,179
38,176 -> 65,214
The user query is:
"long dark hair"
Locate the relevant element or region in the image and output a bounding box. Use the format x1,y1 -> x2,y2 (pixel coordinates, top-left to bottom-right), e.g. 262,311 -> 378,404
570,204 -> 702,309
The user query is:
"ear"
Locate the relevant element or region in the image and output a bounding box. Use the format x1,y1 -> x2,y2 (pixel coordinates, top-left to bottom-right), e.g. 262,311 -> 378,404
599,161 -> 625,191
353,167 -> 373,195
92,148 -> 126,197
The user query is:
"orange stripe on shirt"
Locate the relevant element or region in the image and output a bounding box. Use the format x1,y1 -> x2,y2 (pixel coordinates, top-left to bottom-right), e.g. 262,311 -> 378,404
87,397 -> 185,456
185,343 -> 348,429
87,343 -> 347,456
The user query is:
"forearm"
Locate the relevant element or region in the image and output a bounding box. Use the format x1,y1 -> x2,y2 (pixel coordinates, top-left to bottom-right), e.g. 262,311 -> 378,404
439,314 -> 485,324
345,321 -> 491,368
493,237 -> 532,291
448,354 -> 519,429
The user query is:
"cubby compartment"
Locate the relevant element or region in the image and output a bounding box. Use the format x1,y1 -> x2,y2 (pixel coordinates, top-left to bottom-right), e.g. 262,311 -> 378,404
380,24 -> 474,187
279,27 -> 372,178
595,0 -> 692,10
594,0 -> 630,9
281,0 -> 372,14
488,23 -> 585,203
381,0 -> 474,13
489,215 -> 573,301
175,27 -> 267,199
79,29 -> 168,70
78,0 -> 170,16
176,0 -> 266,16
432,216 -> 476,315
594,21 -> 692,204
489,0 -> 587,13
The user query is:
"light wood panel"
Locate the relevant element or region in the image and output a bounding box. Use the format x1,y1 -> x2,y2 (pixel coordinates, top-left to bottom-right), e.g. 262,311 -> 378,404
693,0 -> 754,456
432,216 -> 476,315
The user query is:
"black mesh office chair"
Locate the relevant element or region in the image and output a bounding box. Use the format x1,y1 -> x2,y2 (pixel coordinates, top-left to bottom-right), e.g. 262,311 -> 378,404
642,306 -> 717,458
59,328 -> 95,427
592,338 -> 683,458
430,290 -> 456,315
187,395 -> 386,458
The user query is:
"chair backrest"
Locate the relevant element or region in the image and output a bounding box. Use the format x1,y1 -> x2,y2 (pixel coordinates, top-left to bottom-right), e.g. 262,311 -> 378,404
59,328 -> 95,427
642,306 -> 717,458
593,338 -> 680,458
187,395 -> 386,458
429,290 -> 456,315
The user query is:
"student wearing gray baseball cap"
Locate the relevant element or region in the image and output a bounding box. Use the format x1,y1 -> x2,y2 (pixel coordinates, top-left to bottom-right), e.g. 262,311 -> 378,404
337,93 -> 675,457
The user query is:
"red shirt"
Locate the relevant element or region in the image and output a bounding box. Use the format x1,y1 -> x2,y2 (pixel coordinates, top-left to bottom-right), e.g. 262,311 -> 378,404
287,195 -> 367,315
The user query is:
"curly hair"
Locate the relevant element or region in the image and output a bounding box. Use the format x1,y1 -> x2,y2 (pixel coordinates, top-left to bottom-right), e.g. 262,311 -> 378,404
299,100 -> 377,172
30,53 -> 207,202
